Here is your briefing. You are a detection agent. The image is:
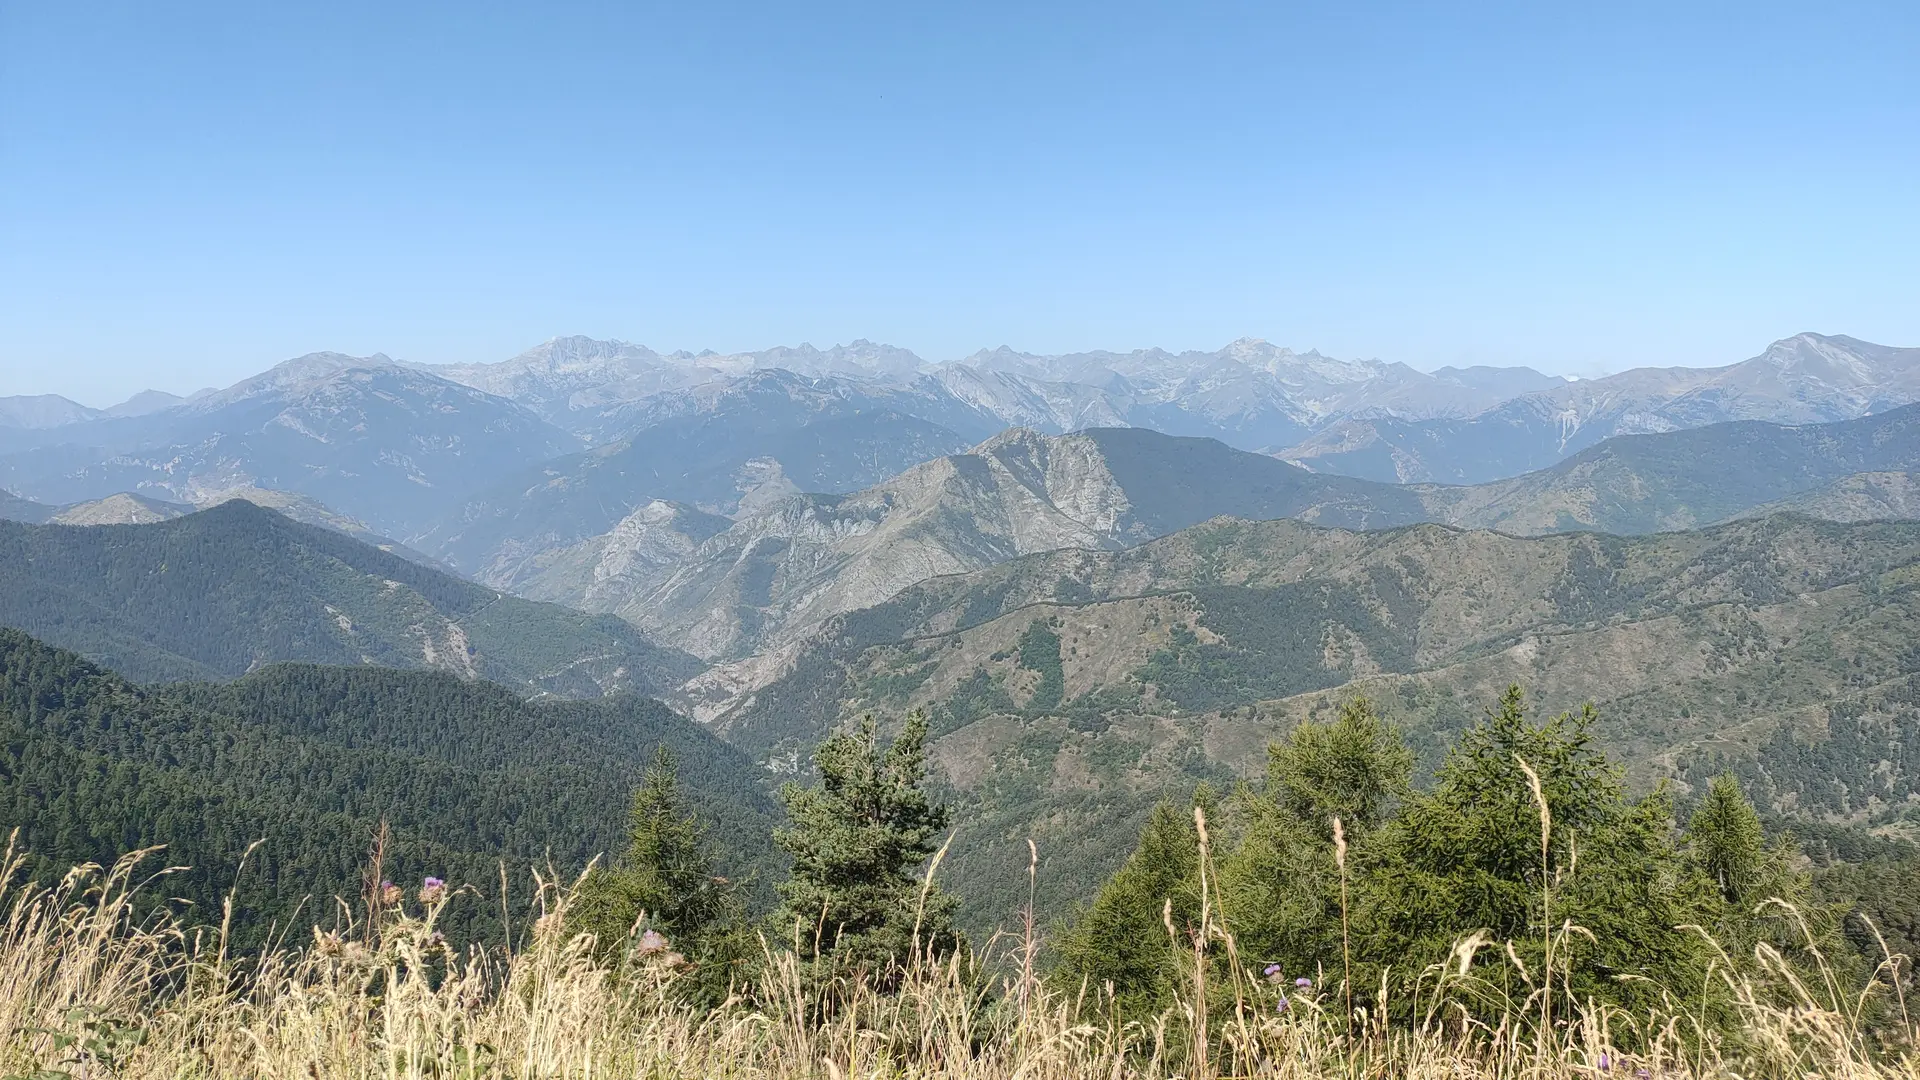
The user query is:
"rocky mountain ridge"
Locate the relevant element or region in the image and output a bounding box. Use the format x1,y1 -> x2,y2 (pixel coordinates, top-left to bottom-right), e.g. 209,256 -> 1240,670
509,405 -> 1920,673
1283,333 -> 1920,482
422,335 -> 1573,452
0,354 -> 579,539
519,427 -> 1434,662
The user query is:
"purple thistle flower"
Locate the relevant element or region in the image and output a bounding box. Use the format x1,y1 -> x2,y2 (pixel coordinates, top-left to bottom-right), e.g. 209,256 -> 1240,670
1295,976 -> 1312,989
1274,995 -> 1288,1013
1262,963 -> 1284,984
379,880 -> 402,905
419,876 -> 447,904
1598,1052 -> 1611,1071
637,929 -> 669,955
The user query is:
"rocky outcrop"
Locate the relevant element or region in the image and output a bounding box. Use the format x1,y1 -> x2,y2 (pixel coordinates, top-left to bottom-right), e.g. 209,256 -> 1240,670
547,427 -> 1431,661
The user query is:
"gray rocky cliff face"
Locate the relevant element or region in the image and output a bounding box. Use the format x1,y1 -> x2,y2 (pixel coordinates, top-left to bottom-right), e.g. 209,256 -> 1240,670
531,425 -> 1433,662
537,428 -> 1156,661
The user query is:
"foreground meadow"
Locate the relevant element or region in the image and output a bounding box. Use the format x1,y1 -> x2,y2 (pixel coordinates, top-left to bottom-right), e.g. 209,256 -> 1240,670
0,833 -> 1913,1080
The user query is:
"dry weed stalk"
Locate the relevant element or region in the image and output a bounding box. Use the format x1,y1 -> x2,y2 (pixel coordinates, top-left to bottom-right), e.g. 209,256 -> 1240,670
0,828 -> 1914,1079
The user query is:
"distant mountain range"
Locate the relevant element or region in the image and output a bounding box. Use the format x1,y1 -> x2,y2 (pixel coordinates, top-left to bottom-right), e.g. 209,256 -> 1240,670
6,330 -> 1919,672
0,353 -> 578,538
1284,334 -> 1920,483
422,334 -> 1569,448
503,405 -> 1920,668
0,388 -> 205,429
0,500 -> 699,694
5,331 -> 1913,556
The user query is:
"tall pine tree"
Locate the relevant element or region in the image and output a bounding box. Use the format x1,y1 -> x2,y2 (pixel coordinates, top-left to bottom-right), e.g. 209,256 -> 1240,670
572,747 -> 744,989
1359,686 -> 1715,1015
1687,772 -> 1770,905
1055,797 -> 1205,1018
1225,698 -> 1411,986
773,712 -> 958,983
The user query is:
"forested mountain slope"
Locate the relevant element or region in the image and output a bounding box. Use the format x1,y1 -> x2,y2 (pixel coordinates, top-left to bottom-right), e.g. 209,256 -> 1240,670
0,500 -> 700,694
1727,471 -> 1920,525
689,513 -> 1920,925
0,629 -> 778,946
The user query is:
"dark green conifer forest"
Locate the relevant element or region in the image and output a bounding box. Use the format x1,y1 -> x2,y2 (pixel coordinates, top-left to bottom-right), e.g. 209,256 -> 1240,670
1054,690 -> 1891,1029
0,627 -> 777,949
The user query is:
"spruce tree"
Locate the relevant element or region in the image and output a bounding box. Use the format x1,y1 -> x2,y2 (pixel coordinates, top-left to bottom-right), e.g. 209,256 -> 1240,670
1684,771 -> 1826,964
1267,697 -> 1413,835
573,748 -> 739,966
1055,798 -> 1203,1018
1226,698 -> 1412,984
1361,686 -> 1715,1015
773,712 -> 958,981
1686,772 -> 1769,905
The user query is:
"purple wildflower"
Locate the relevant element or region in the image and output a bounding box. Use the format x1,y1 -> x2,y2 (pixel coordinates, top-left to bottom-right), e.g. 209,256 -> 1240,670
1295,976 -> 1312,989
637,929 -> 669,955
379,880 -> 402,906
1598,1052 -> 1610,1071
419,876 -> 447,904
1262,963 -> 1284,985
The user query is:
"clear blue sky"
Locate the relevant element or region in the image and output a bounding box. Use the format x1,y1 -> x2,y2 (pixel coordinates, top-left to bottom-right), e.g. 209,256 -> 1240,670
2,1 -> 1915,405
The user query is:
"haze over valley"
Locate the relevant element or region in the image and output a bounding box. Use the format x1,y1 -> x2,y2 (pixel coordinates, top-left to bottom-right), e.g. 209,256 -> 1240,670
6,4 -> 1919,1070
9,327 -> 1920,928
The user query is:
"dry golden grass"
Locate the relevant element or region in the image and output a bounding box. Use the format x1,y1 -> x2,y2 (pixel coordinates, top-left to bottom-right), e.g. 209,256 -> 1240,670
0,830 -> 1915,1080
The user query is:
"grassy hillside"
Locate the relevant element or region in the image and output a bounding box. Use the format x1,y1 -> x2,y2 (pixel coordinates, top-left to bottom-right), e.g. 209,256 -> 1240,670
0,628 -> 777,947
0,499 -> 701,695
696,513 -> 1920,928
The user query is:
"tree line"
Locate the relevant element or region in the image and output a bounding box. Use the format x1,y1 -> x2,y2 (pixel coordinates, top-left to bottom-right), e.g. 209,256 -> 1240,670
585,685 -> 1918,1036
